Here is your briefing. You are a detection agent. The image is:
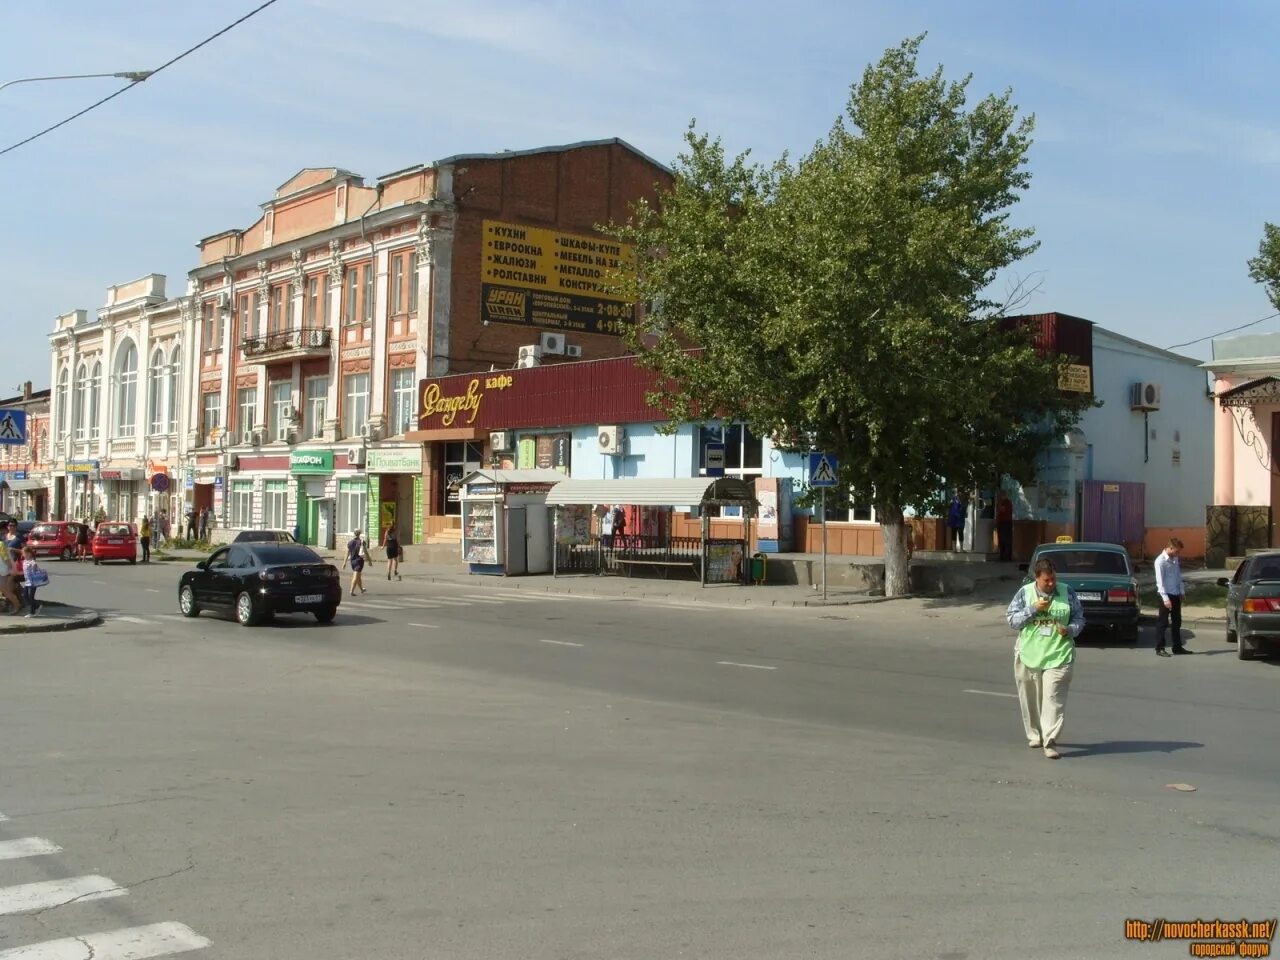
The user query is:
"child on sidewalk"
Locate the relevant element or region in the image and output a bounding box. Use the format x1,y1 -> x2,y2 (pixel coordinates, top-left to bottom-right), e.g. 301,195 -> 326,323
21,545 -> 48,617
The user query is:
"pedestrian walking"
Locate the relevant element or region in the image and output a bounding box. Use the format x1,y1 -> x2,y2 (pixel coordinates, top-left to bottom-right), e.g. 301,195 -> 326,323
996,492 -> 1015,563
383,525 -> 402,581
947,492 -> 967,552
139,515 -> 152,563
75,522 -> 91,561
1154,537 -> 1187,656
342,529 -> 369,595
600,504 -> 615,550
20,546 -> 47,618
198,507 -> 210,541
152,510 -> 166,550
1006,557 -> 1085,759
0,544 -> 20,614
186,507 -> 197,541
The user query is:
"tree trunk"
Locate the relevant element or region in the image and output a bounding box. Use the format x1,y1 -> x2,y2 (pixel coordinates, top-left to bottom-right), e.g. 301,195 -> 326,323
880,505 -> 912,597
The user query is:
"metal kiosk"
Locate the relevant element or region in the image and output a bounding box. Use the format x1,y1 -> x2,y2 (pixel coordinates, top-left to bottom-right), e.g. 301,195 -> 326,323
459,469 -> 564,576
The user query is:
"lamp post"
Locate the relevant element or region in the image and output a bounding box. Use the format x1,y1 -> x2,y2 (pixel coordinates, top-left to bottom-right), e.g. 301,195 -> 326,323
0,71 -> 153,94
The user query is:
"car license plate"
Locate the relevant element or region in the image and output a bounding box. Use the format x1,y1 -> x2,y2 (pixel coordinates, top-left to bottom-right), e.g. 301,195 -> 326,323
1077,591 -> 1102,602
296,594 -> 322,604
108,539 -> 123,545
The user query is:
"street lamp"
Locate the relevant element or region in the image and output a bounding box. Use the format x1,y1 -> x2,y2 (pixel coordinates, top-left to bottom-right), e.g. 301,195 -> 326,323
0,71 -> 153,94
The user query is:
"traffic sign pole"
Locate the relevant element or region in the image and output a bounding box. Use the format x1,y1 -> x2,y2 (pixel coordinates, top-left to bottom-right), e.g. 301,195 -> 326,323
821,488 -> 827,601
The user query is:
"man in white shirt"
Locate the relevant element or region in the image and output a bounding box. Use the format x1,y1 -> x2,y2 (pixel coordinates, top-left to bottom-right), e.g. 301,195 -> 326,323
1154,537 -> 1186,656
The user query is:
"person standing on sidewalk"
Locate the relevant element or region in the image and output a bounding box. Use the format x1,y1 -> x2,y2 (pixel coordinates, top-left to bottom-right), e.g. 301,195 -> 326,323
139,515 -> 152,563
996,492 -> 1015,562
1154,537 -> 1187,656
1006,557 -> 1085,759
947,492 -> 967,552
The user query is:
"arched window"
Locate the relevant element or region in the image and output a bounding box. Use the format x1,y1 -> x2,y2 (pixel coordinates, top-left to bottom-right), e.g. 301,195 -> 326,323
148,348 -> 166,434
115,342 -> 138,437
74,363 -> 88,441
56,366 -> 69,440
88,361 -> 101,440
167,345 -> 181,432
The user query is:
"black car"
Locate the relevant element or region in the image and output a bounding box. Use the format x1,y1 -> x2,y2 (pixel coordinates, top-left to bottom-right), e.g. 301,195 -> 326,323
232,529 -> 299,544
1218,552 -> 1280,660
178,543 -> 342,626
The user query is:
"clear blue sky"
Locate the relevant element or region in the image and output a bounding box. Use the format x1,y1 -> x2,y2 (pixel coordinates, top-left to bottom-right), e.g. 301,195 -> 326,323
3,0 -> 1278,389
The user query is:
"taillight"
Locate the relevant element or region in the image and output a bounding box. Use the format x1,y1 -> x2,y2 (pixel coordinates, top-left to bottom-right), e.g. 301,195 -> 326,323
325,567 -> 339,579
1243,597 -> 1280,613
259,569 -> 286,582
1107,588 -> 1135,603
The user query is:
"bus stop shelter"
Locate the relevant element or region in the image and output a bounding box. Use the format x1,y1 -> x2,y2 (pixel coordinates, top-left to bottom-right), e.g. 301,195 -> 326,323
543,477 -> 758,585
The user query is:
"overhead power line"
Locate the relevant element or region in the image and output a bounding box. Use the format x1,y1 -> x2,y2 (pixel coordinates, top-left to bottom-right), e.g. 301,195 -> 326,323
1166,310 -> 1280,351
0,0 -> 282,158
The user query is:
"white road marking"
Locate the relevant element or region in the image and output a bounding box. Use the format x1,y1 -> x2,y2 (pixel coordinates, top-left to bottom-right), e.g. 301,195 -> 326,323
539,638 -> 583,647
106,615 -> 155,625
0,876 -> 126,915
964,688 -> 1018,699
92,580 -> 107,585
407,623 -> 440,630
0,813 -> 7,822
345,600 -> 405,610
0,838 -> 61,861
145,588 -> 161,593
461,594 -> 524,603
0,921 -> 211,959
716,661 -> 777,670
397,597 -> 443,607
450,596 -> 503,605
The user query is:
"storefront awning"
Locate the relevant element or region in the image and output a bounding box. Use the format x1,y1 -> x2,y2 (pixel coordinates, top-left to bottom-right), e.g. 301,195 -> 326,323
3,479 -> 46,492
544,477 -> 758,509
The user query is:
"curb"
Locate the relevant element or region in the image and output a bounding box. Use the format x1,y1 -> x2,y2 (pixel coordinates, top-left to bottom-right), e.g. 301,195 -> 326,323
0,602 -> 102,635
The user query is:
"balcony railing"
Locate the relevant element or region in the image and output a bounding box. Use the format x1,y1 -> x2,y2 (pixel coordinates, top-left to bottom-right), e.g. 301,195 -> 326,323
242,328 -> 331,359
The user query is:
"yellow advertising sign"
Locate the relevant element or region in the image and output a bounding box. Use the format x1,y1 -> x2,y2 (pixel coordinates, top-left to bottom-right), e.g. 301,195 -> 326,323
482,220 -> 635,299
1058,363 -> 1093,393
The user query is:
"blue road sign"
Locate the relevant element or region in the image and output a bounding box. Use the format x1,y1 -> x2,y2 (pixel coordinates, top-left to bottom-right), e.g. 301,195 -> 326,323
808,452 -> 839,488
704,442 -> 726,478
0,409 -> 27,445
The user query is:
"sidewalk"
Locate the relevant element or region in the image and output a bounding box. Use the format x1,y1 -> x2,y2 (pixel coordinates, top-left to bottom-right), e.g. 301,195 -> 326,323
0,601 -> 102,635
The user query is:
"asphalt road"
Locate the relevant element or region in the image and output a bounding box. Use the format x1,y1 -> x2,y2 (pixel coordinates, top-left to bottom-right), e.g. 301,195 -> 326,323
0,558 -> 1276,960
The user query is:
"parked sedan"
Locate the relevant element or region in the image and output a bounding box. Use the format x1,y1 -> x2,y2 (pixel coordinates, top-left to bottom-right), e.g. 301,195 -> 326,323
92,522 -> 138,564
1218,552 -> 1280,660
178,543 -> 342,626
1022,541 -> 1141,641
27,521 -> 91,560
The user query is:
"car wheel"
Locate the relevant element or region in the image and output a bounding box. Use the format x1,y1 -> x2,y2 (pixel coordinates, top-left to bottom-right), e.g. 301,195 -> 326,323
1121,625 -> 1139,645
60,546 -> 74,561
92,557 -> 99,565
1226,617 -> 1237,646
1238,631 -> 1255,661
314,605 -> 337,624
129,557 -> 136,565
235,591 -> 261,627
179,585 -> 200,618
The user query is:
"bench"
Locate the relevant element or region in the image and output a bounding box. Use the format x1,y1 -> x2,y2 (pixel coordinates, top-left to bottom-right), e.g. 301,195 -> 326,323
613,557 -> 700,580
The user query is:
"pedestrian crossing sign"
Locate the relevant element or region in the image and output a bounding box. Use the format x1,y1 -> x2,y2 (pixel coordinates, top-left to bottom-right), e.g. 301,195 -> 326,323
808,452 -> 839,487
0,409 -> 26,445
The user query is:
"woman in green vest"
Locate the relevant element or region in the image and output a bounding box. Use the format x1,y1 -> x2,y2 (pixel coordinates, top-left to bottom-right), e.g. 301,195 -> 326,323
1005,557 -> 1085,759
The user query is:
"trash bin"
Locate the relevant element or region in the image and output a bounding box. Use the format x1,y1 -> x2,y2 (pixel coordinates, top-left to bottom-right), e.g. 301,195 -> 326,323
750,552 -> 767,585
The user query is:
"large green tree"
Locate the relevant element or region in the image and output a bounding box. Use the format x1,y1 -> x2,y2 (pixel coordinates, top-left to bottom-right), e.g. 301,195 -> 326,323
1247,222 -> 1280,310
611,36 -> 1090,596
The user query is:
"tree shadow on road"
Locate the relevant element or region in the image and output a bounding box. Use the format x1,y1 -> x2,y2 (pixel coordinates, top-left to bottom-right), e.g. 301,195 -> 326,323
1062,739 -> 1203,758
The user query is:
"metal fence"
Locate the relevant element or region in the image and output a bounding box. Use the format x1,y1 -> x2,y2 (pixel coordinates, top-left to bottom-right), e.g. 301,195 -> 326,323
554,535 -> 748,584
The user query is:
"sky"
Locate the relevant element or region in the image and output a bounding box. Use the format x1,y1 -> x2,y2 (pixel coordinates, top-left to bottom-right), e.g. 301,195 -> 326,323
3,0 -> 1279,390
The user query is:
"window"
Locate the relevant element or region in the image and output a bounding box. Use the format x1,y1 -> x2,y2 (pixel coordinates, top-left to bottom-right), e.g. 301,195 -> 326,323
114,342 -> 138,437
201,300 -> 220,351
87,361 -> 101,440
303,375 -> 328,439
344,267 -> 359,325
263,479 -> 288,530
237,294 -> 255,342
304,275 -> 326,328
342,372 -> 369,439
362,262 -> 374,324
56,366 -> 69,439
230,480 -> 254,527
389,367 -> 415,435
441,441 -> 483,515
269,284 -> 287,333
148,349 -> 166,433
390,253 -> 405,315
236,387 -> 257,442
337,479 -> 367,538
201,391 -> 221,442
167,347 -> 181,431
269,380 -> 293,442
73,363 -> 87,440
696,422 -> 762,517
408,252 -> 419,314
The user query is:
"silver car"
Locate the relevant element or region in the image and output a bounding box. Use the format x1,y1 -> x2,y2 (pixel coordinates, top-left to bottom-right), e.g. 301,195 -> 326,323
1218,552 -> 1280,661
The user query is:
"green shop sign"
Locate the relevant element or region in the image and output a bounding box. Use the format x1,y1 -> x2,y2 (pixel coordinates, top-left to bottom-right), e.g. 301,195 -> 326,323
289,450 -> 333,474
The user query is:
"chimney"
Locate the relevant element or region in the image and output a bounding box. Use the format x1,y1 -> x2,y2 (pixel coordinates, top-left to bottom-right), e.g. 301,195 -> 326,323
22,381 -> 31,400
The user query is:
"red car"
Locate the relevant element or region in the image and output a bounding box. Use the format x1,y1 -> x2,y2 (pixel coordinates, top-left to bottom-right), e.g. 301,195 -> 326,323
28,521 -> 91,560
92,522 -> 139,564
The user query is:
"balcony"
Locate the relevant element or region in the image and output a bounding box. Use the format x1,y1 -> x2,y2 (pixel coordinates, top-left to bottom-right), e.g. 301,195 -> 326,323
242,327 -> 331,362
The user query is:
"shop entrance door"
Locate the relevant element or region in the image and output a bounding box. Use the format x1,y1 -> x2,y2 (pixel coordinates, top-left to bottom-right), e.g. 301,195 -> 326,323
317,499 -> 333,550
506,506 -> 527,575
526,504 -> 551,574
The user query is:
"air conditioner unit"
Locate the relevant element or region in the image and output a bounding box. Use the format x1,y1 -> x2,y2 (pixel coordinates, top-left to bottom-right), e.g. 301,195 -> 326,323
187,430 -> 201,449
285,429 -> 298,445
538,332 -> 566,355
517,353 -> 540,369
490,430 -> 513,452
227,455 -> 240,471
597,425 -> 625,455
216,292 -> 231,309
346,445 -> 365,465
249,429 -> 263,446
565,345 -> 583,358
517,344 -> 543,365
360,423 -> 372,438
1130,381 -> 1161,411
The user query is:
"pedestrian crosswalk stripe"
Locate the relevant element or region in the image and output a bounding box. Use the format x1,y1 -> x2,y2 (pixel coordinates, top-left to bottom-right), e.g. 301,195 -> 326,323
396,597 -> 443,606
451,596 -> 502,605
0,838 -> 61,861
0,921 -> 210,959
0,813 -> 7,822
106,615 -> 154,625
0,876 -> 126,915
460,594 -> 533,603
